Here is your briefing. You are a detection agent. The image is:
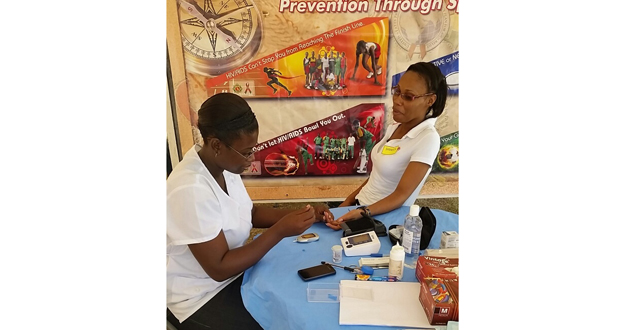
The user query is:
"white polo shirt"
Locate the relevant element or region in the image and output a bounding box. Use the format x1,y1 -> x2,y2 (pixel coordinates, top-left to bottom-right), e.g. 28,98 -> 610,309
355,118 -> 440,207
167,144 -> 253,322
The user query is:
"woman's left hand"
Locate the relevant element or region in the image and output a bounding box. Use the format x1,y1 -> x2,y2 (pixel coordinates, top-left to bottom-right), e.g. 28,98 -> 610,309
314,203 -> 334,223
325,208 -> 365,230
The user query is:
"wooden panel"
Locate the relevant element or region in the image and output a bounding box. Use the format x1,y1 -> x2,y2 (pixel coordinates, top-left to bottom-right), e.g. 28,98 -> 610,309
167,0 -> 195,156
243,174 -> 458,201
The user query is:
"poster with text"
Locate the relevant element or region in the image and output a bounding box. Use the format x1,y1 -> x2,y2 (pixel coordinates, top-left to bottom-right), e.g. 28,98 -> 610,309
170,0 -> 459,183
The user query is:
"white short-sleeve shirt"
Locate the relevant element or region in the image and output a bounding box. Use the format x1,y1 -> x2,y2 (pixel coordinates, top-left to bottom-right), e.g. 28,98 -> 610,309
167,145 -> 253,322
355,118 -> 440,207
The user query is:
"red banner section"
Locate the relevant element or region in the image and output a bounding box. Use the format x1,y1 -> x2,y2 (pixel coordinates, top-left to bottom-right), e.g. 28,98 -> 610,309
206,17 -> 389,98
243,103 -> 385,177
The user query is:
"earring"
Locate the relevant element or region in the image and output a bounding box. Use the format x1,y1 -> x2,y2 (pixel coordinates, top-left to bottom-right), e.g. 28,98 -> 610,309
426,108 -> 433,118
215,151 -> 219,157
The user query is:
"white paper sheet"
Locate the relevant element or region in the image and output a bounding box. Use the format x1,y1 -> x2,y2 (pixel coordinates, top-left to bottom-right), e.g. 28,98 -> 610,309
339,280 -> 432,328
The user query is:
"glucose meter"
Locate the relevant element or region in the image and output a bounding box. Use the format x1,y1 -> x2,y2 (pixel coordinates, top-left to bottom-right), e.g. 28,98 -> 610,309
340,231 -> 381,256
295,233 -> 320,243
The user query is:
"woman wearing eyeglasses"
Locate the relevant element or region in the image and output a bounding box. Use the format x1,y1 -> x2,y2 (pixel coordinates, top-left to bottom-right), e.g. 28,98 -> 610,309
328,61 -> 448,227
166,93 -> 334,330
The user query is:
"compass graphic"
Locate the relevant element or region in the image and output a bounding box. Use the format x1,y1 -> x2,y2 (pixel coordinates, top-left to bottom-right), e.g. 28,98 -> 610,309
177,0 -> 263,77
391,6 -> 450,59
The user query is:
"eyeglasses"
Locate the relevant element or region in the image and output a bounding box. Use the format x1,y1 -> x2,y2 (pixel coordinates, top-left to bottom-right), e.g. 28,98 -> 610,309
223,142 -> 256,160
391,86 -> 434,102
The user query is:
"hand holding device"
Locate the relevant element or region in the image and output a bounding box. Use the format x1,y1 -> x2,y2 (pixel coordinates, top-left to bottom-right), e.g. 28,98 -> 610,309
273,205 -> 316,238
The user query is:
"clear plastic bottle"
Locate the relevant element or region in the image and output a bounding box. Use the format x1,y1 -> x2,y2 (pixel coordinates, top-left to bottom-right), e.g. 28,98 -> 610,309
402,204 -> 423,267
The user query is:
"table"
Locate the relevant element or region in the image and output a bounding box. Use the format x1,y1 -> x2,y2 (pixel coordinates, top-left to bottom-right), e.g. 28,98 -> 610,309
241,206 -> 459,330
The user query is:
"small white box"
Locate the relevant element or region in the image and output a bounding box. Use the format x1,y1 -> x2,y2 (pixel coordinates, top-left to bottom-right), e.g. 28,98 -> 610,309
440,231 -> 459,249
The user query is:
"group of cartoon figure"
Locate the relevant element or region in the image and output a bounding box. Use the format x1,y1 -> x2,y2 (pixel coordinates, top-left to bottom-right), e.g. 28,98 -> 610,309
313,132 -> 357,161
303,50 -> 348,91
298,117 -> 377,174
263,39 -> 384,96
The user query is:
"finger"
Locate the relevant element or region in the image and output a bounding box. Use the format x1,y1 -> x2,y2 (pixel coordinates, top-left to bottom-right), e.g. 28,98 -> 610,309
325,222 -> 341,230
295,205 -> 314,216
302,209 -> 317,221
292,206 -> 310,215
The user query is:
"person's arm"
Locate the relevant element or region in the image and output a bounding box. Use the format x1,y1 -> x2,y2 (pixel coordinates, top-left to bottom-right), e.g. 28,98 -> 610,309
251,205 -> 298,228
339,178 -> 368,207
364,161 -> 430,215
331,161 -> 431,226
188,206 -> 316,281
324,178 -> 368,230
351,51 -> 361,79
369,47 -> 379,84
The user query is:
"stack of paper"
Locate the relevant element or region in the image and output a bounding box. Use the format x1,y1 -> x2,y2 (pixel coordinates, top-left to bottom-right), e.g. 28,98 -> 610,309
339,280 -> 432,328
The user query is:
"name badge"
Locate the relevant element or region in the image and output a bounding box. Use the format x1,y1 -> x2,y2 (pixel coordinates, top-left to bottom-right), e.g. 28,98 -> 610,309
381,145 -> 400,155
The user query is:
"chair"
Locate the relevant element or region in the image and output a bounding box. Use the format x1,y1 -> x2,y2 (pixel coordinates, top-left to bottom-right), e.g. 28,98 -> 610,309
166,320 -> 178,330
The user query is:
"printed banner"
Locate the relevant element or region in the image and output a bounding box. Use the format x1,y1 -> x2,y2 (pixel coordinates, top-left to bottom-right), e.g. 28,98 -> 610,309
206,17 -> 389,98
431,131 -> 459,173
170,0 -> 459,187
391,51 -> 459,95
243,103 -> 385,176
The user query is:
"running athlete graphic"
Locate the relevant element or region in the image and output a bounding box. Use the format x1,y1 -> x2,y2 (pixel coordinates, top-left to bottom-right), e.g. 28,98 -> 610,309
264,67 -> 292,96
351,40 -> 383,85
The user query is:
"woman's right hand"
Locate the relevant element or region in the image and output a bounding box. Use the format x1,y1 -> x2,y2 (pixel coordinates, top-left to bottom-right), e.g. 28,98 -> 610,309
273,205 -> 316,238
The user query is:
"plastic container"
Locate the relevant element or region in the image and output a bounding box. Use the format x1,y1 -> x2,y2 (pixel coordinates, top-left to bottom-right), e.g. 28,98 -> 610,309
332,245 -> 343,263
388,242 -> 405,280
307,283 -> 340,303
402,204 -> 423,267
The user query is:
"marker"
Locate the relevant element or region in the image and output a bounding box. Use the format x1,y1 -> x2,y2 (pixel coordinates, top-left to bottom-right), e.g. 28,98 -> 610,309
369,253 -> 388,257
321,261 -> 374,275
355,274 -> 398,281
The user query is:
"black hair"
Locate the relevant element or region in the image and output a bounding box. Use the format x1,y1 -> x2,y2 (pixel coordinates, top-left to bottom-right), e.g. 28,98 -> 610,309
196,93 -> 258,144
356,40 -> 366,53
406,62 -> 448,118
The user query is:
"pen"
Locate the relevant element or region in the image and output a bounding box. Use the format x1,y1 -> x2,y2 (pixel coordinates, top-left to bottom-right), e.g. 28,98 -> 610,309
321,261 -> 374,275
369,253 -> 388,257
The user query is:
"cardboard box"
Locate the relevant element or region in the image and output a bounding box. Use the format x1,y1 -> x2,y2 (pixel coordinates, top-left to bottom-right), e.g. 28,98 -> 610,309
419,277 -> 459,325
415,256 -> 459,282
440,231 -> 459,249
445,279 -> 459,321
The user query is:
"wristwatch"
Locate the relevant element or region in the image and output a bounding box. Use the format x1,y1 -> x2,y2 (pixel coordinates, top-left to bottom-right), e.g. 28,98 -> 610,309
357,206 -> 371,217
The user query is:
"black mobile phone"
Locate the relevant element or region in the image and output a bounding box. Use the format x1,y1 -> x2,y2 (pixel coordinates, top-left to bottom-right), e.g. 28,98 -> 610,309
298,264 -> 336,281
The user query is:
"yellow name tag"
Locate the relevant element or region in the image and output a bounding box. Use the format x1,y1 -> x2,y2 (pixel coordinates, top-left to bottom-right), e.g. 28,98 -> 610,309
381,145 -> 400,155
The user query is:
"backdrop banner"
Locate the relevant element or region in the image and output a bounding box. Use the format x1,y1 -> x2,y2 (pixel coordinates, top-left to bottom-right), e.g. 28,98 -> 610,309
169,0 -> 459,191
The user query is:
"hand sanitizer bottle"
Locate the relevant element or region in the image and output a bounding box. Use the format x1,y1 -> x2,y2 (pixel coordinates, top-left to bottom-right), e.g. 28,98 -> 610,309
402,204 -> 423,267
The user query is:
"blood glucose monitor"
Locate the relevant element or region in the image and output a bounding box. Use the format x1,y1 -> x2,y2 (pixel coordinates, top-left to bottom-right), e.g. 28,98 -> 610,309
340,231 -> 381,256
295,233 -> 319,243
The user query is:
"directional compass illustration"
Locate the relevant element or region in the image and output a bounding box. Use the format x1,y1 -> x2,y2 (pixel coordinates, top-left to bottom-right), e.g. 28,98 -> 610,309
177,0 -> 263,77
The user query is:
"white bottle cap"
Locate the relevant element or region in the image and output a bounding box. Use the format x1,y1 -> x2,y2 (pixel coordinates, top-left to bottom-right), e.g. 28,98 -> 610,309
390,242 -> 404,256
409,204 -> 420,217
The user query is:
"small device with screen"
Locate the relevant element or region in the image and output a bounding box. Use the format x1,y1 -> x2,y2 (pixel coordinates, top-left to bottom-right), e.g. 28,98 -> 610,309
298,263 -> 336,281
340,214 -> 387,237
294,233 -> 319,243
340,230 -> 381,256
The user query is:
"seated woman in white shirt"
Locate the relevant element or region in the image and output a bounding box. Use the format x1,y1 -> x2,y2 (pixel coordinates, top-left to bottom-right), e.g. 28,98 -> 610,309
167,93 -> 334,329
327,61 -> 448,228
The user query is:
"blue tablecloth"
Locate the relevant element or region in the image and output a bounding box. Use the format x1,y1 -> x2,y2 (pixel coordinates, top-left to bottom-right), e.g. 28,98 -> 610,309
241,206 -> 459,330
